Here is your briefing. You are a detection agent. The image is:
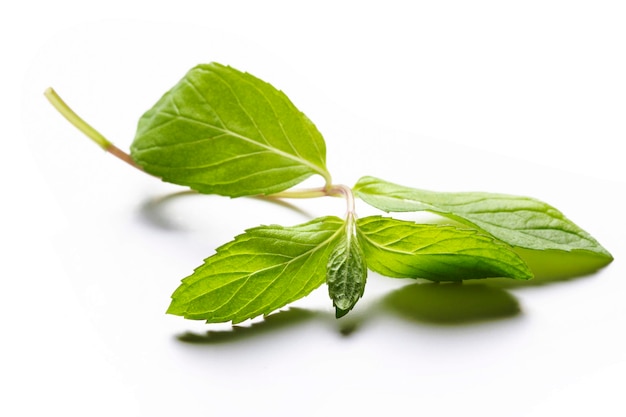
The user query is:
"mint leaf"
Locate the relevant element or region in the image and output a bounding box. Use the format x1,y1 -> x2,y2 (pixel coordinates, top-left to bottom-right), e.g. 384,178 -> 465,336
354,176 -> 613,259
356,216 -> 533,281
326,214 -> 367,318
167,216 -> 343,323
131,63 -> 331,197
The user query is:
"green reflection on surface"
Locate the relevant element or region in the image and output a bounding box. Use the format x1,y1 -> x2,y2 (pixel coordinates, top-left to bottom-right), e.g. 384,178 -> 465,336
383,282 -> 520,325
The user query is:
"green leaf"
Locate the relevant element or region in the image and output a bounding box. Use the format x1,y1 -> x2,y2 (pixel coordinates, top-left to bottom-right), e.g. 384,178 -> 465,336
167,216 -> 344,324
326,215 -> 368,318
356,216 -> 533,281
354,176 -> 613,259
131,63 -> 331,197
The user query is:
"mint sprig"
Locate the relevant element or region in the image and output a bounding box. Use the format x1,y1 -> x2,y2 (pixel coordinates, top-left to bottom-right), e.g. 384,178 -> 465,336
45,62 -> 614,324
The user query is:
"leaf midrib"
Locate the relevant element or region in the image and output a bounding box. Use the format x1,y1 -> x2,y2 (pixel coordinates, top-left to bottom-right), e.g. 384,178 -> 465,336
360,192 -> 596,248
139,110 -> 329,180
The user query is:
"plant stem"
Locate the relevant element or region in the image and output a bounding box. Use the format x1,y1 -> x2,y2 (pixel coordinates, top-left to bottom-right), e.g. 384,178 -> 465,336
44,87 -> 142,171
44,86 -> 356,215
267,187 -> 330,199
329,184 -> 356,217
267,184 -> 356,217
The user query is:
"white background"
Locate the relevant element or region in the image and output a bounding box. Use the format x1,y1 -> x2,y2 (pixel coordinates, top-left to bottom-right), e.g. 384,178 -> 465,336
3,1 -> 625,416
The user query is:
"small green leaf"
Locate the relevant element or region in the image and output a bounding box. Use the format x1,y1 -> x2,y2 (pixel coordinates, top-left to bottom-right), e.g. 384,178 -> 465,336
354,176 -> 613,259
131,63 -> 331,197
356,216 -> 533,281
167,216 -> 344,324
326,215 -> 367,318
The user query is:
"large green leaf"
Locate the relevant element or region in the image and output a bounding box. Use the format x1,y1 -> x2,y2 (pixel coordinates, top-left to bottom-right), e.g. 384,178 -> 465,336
131,63 -> 330,197
354,176 -> 612,259
356,216 -> 533,281
167,217 -> 344,324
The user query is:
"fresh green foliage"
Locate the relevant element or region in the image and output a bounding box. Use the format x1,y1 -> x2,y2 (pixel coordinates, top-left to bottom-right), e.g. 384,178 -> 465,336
356,216 -> 533,281
327,214 -> 367,318
131,63 -> 331,197
45,62 -> 614,325
167,217 -> 344,324
355,176 -> 613,259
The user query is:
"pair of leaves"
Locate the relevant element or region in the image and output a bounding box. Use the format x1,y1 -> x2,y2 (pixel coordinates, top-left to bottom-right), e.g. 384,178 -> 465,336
168,214 -> 534,322
126,62 -> 612,323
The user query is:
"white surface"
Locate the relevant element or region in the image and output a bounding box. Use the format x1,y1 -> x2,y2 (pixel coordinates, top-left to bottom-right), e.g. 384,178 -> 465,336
3,2 -> 625,416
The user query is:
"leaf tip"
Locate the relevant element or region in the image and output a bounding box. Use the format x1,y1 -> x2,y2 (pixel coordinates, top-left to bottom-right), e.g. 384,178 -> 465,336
335,306 -> 350,319
165,298 -> 186,317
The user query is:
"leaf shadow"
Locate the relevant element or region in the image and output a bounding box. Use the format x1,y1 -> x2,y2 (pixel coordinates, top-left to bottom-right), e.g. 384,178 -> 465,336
139,190 -> 314,231
475,248 -> 612,289
139,190 -> 198,230
377,248 -> 611,326
176,307 -> 322,344
380,282 -> 521,325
